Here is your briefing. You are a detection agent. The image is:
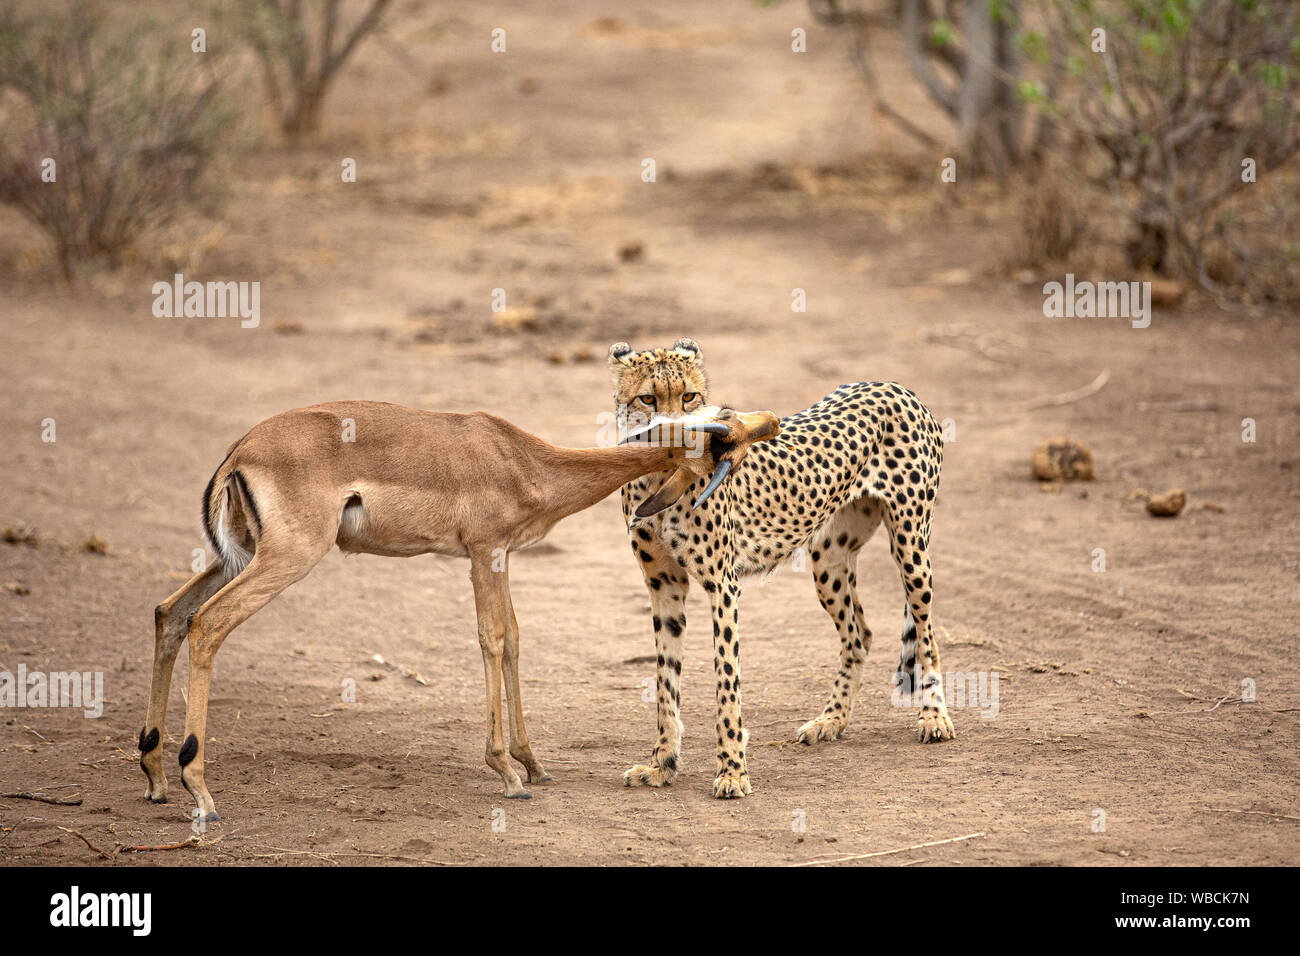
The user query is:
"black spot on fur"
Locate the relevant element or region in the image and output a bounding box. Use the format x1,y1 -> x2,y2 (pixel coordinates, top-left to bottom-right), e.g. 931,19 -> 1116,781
178,733 -> 199,768
139,727 -> 160,754
231,469 -> 262,537
200,465 -> 222,553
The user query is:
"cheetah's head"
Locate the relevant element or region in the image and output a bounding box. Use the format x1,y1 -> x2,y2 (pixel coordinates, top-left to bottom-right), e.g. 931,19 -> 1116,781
610,340 -> 779,517
608,338 -> 709,427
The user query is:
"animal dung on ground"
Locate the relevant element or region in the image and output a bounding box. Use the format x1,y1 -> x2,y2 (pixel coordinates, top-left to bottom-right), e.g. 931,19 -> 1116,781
1146,489 -> 1187,517
1032,437 -> 1095,481
546,347 -> 596,365
492,306 -> 538,331
1149,279 -> 1186,308
2,525 -> 39,546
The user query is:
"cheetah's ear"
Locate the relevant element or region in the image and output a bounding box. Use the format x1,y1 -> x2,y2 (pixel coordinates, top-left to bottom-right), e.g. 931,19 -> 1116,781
608,342 -> 635,365
672,338 -> 702,362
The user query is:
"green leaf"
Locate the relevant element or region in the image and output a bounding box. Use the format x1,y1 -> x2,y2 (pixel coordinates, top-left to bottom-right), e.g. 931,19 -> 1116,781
1016,79 -> 1046,103
1017,29 -> 1050,64
1258,61 -> 1288,90
930,18 -> 957,47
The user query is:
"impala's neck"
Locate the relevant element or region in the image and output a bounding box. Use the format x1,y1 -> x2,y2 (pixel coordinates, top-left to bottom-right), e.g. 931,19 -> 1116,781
537,444 -> 679,520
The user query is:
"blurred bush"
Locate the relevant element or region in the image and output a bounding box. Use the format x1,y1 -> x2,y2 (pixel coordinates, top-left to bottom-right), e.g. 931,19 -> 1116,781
1007,164 -> 1089,268
1040,0 -> 1300,298
806,0 -> 1053,170
794,0 -> 1300,299
0,0 -> 234,277
232,0 -> 391,143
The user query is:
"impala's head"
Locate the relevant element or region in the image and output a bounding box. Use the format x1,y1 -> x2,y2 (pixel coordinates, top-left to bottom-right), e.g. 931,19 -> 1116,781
620,405 -> 781,518
608,338 -> 709,425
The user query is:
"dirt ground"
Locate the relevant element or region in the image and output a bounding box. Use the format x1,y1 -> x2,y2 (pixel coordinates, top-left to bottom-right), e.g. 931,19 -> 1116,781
1,1 -> 1297,867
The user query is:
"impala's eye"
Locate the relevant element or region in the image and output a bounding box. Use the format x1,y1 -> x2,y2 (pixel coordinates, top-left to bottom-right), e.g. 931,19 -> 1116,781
682,392 -> 698,405
638,394 -> 656,406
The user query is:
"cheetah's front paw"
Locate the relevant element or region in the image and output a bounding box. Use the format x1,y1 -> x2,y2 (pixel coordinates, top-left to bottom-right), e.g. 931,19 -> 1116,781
712,770 -> 752,799
917,709 -> 955,743
796,714 -> 847,745
623,763 -> 676,788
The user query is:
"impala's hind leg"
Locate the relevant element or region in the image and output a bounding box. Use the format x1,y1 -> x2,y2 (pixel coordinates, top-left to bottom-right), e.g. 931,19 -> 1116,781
797,499 -> 881,744
179,536 -> 331,823
141,563 -> 230,803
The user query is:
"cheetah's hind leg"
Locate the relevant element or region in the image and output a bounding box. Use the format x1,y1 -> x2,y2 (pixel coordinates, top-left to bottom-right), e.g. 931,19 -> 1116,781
894,604 -> 955,742
883,500 -> 954,744
892,605 -> 918,699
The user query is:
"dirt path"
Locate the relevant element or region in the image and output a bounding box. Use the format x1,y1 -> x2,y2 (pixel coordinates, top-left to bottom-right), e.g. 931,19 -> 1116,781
1,1 -> 1297,866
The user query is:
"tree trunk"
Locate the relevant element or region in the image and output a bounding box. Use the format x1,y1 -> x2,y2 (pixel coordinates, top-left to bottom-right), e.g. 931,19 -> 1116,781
958,0 -> 1001,169
282,87 -> 325,142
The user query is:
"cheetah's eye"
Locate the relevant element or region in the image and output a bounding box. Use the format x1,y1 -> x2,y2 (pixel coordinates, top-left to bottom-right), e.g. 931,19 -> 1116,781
682,392 -> 698,405
638,394 -> 656,406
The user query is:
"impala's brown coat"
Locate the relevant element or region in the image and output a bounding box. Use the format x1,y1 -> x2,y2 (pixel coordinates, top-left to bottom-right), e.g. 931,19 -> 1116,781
140,400 -> 778,820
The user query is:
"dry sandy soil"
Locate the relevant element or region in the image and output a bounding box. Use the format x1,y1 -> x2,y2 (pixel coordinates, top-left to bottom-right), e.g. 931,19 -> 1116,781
1,1 -> 1297,866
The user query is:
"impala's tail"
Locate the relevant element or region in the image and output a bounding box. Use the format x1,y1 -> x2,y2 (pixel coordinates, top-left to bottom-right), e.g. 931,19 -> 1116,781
201,455 -> 261,574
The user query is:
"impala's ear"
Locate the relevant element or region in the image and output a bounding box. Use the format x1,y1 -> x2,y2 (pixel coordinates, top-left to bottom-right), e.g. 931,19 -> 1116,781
679,407 -> 781,450
726,409 -> 781,445
634,467 -> 697,518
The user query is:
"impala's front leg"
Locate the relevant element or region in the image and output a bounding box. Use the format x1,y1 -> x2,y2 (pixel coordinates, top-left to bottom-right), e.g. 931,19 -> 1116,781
500,564 -> 550,785
469,551 -> 529,799
710,564 -> 750,798
624,542 -> 689,789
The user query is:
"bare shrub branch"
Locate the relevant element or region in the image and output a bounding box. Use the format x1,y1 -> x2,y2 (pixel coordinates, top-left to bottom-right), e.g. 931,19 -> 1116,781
0,0 -> 234,277
1043,0 -> 1300,297
234,0 -> 392,143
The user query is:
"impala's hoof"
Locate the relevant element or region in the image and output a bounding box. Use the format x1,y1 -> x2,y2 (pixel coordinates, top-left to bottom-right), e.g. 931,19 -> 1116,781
505,790 -> 533,800
517,759 -> 552,784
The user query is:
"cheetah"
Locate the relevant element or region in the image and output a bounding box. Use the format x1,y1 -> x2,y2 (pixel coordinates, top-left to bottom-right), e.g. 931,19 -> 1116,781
610,338 -> 954,798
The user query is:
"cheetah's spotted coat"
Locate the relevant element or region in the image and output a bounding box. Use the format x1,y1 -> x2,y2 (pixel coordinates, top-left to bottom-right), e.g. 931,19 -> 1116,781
610,338 -> 953,798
